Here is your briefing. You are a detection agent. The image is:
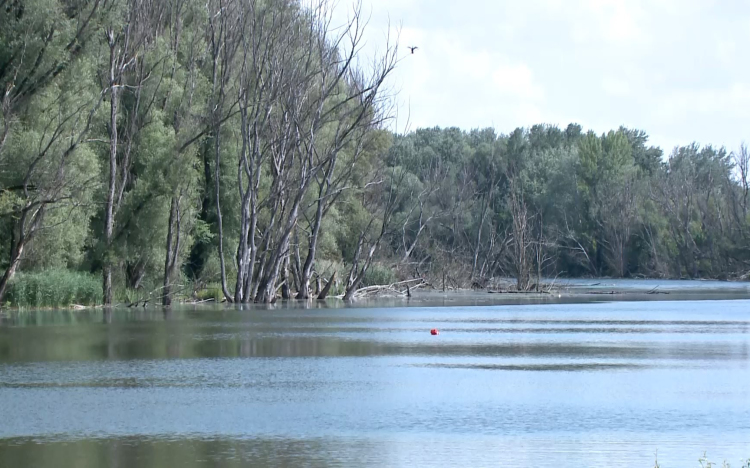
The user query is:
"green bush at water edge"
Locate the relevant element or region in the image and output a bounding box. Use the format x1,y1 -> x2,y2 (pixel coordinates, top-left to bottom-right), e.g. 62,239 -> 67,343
5,270 -> 102,308
362,263 -> 397,287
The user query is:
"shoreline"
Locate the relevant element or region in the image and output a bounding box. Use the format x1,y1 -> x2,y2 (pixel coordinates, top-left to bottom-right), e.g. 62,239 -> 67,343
2,281 -> 750,314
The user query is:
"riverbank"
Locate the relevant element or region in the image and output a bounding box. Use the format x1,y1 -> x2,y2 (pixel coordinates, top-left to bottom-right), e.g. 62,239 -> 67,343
2,278 -> 749,313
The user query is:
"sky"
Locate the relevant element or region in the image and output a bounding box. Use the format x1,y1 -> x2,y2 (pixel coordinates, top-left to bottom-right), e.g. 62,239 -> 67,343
331,0 -> 750,153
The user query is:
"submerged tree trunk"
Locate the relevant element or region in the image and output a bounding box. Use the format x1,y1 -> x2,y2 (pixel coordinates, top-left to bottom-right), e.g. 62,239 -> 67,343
0,205 -> 46,305
344,240 -> 378,302
255,197 -> 303,303
162,196 -> 182,306
0,238 -> 26,305
280,257 -> 291,300
298,156 -> 339,299
298,201 -> 325,299
317,271 -> 336,299
213,122 -> 234,302
509,190 -> 531,291
471,193 -> 490,280
103,33 -> 119,306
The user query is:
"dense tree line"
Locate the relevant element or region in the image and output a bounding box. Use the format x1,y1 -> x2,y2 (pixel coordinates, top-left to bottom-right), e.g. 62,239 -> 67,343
1,0 -> 748,306
383,125 -> 750,290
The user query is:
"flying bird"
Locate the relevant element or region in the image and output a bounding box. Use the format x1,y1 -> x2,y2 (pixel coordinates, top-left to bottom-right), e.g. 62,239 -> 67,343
408,46 -> 418,54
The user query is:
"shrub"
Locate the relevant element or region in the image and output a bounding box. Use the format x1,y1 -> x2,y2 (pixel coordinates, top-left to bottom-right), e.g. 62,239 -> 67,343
5,270 -> 102,308
362,263 -> 396,287
195,283 -> 223,302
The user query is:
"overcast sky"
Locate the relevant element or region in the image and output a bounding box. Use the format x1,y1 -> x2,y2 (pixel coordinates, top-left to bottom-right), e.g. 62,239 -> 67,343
332,0 -> 750,152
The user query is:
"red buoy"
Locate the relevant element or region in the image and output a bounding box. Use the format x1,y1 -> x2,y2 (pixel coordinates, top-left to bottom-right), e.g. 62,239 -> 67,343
430,328 -> 439,335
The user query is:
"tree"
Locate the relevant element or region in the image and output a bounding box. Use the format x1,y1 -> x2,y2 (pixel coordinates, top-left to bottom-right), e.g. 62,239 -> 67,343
0,55 -> 104,304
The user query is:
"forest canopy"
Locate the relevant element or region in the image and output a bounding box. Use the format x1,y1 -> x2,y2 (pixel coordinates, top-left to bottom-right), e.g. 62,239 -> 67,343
1,0 -> 749,306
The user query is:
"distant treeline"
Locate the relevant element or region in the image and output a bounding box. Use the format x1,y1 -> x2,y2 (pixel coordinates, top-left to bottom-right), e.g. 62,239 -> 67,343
385,125 -> 750,290
1,0 -> 748,306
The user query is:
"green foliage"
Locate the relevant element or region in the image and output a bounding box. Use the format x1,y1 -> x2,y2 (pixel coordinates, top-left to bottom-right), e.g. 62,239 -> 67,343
362,263 -> 397,287
5,270 -> 101,308
195,284 -> 223,302
2,0 -> 750,308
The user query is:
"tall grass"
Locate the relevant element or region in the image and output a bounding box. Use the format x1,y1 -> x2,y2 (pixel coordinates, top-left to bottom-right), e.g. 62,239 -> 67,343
362,263 -> 397,287
5,270 -> 102,308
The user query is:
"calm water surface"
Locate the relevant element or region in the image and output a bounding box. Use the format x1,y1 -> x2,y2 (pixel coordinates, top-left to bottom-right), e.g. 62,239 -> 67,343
1,294 -> 749,467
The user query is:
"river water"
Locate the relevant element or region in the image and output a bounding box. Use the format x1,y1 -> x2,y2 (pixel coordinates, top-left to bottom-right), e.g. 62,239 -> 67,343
1,290 -> 749,467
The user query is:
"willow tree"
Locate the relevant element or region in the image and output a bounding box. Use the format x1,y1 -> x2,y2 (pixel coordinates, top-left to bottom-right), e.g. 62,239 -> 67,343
0,65 -> 103,304
0,0 -> 105,304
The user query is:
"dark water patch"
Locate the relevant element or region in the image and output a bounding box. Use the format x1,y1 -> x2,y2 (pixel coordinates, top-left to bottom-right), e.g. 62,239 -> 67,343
412,362 -> 646,371
1,334 -> 749,362
0,435 -> 748,468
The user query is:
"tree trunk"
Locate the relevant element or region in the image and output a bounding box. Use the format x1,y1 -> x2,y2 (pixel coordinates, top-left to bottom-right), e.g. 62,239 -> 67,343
471,193 -> 490,280
186,142 -> 214,280
214,129 -> 233,302
162,196 -> 180,306
234,198 -> 250,303
0,239 -> 25,306
298,158 -> 337,299
103,37 -> 119,306
255,200 -> 301,303
317,271 -> 336,300
126,260 -> 146,290
280,257 -> 291,299
0,205 -> 46,306
291,232 -> 302,295
344,243 -> 378,301
297,200 -> 324,299
509,190 -> 531,291
234,99 -> 253,303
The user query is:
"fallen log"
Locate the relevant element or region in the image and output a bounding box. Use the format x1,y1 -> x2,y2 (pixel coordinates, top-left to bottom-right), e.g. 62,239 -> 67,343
346,278 -> 426,299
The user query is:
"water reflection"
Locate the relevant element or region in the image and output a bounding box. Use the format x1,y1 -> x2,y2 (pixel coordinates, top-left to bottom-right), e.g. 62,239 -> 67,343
1,297 -> 750,467
1,434 -> 748,468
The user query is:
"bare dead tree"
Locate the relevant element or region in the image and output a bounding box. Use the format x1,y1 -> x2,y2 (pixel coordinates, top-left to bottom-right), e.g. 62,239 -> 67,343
343,165 -> 404,301
206,0 -> 243,302
244,0 -> 398,303
400,185 -> 437,264
232,0 -> 287,303
507,185 -> 532,291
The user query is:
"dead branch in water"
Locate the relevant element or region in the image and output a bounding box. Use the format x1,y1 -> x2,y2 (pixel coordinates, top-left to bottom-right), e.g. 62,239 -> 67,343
341,278 -> 426,299
487,289 -> 551,295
